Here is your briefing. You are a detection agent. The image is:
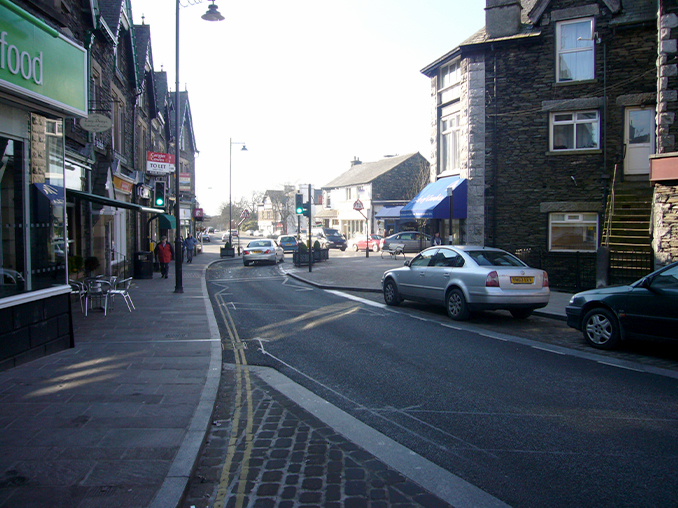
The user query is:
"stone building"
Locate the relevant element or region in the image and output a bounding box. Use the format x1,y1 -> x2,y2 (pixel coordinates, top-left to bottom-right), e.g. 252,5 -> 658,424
422,0 -> 665,289
650,2 -> 678,266
318,153 -> 430,239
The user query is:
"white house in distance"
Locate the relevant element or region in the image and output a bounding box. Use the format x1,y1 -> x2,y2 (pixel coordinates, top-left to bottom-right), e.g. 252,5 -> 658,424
317,153 -> 430,239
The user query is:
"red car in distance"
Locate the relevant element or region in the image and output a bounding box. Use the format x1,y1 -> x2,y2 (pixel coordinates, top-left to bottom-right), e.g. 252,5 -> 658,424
350,234 -> 383,252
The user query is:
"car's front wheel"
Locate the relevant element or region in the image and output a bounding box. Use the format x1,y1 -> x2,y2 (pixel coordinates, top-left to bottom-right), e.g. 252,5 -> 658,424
446,288 -> 469,321
353,244 -> 359,252
383,279 -> 401,306
582,307 -> 620,349
371,244 -> 379,252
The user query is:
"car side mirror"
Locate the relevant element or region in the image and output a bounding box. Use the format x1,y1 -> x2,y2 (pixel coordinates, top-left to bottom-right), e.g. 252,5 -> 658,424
639,277 -> 653,290
404,260 -> 411,267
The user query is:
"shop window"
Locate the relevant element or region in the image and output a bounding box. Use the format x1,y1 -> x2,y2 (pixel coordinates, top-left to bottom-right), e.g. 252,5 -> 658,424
549,213 -> 598,251
0,137 -> 26,296
29,114 -> 67,290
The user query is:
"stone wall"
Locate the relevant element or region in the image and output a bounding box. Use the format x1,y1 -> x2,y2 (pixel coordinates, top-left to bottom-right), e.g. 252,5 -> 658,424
483,7 -> 656,253
652,2 -> 678,266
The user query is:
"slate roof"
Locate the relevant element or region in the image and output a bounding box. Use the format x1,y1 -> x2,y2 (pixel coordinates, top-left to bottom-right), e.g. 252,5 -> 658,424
99,0 -> 124,41
609,0 -> 657,26
322,153 -> 420,189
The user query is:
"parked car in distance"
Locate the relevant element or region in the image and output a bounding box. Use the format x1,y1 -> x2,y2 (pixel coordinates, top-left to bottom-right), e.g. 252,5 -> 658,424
349,234 -> 383,252
566,261 -> 678,350
230,229 -> 239,238
312,228 -> 347,251
277,235 -> 298,253
243,239 -> 284,266
254,230 -> 264,237
201,232 -> 210,242
380,232 -> 431,253
381,245 -> 549,321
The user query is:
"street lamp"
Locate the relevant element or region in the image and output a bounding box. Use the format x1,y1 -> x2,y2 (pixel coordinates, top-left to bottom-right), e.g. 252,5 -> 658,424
174,0 -> 223,293
229,138 -> 247,249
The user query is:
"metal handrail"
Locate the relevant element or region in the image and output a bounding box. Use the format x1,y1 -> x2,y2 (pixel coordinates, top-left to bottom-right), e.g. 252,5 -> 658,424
604,164 -> 618,247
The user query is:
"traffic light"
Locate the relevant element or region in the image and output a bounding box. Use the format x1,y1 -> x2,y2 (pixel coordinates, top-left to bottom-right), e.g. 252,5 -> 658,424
302,201 -> 310,217
154,181 -> 166,207
295,193 -> 304,214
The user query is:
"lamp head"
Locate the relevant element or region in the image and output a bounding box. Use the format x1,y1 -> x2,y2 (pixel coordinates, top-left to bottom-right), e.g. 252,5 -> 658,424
202,1 -> 224,21
241,145 -> 248,152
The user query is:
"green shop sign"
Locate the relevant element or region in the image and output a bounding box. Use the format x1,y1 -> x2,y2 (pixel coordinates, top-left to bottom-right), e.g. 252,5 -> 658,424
0,0 -> 87,117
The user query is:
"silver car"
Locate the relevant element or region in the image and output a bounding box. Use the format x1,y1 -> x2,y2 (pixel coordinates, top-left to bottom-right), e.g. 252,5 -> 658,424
381,245 -> 550,320
380,232 -> 431,253
243,239 -> 284,266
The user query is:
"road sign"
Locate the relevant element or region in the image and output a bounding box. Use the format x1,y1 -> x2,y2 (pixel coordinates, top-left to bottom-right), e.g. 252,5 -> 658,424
240,209 -> 250,219
353,199 -> 364,211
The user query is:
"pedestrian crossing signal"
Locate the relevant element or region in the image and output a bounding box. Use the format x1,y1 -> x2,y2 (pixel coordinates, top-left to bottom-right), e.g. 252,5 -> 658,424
154,181 -> 166,207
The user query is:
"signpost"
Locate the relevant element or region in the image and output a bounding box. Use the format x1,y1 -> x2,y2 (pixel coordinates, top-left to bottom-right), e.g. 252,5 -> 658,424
354,199 -> 369,258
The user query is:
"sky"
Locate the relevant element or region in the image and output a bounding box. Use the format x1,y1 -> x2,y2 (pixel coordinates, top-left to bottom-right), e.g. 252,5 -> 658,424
130,0 -> 485,216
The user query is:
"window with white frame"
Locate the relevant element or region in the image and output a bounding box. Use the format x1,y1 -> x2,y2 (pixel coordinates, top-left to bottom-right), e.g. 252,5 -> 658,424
550,110 -> 599,151
440,105 -> 461,174
549,213 -> 598,251
439,59 -> 461,104
556,18 -> 594,83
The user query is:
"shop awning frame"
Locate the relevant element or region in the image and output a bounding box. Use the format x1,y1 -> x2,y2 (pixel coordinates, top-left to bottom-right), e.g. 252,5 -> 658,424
400,177 -> 467,220
66,189 -> 174,227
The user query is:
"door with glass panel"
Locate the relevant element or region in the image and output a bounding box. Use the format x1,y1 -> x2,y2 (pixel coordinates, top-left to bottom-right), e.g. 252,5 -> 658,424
624,107 -> 655,176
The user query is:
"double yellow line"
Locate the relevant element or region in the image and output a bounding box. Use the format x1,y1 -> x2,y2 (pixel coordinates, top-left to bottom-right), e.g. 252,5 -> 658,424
213,294 -> 254,508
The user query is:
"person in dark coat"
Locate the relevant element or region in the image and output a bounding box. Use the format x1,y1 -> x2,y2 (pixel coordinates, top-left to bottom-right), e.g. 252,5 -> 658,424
154,236 -> 174,279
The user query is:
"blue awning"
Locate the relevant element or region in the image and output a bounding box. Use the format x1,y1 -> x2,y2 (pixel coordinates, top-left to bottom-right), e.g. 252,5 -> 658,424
400,177 -> 467,219
375,206 -> 403,219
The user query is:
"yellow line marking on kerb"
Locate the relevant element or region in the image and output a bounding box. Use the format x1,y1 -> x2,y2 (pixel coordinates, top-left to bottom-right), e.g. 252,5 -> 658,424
213,295 -> 255,508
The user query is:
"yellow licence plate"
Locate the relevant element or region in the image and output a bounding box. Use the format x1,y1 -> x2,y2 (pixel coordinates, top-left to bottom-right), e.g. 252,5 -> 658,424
511,276 -> 534,284
251,250 -> 262,254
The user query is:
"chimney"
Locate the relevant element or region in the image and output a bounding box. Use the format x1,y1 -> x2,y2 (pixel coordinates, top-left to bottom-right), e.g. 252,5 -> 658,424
486,0 -> 522,39
350,156 -> 362,166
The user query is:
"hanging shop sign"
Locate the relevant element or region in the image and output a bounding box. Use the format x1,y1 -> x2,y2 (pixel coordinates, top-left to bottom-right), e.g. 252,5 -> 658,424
146,151 -> 175,175
79,113 -> 112,133
179,172 -> 191,192
0,1 -> 87,117
194,208 -> 203,221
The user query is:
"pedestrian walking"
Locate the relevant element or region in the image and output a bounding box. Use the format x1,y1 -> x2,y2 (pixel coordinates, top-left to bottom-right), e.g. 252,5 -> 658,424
154,236 -> 174,279
183,233 -> 198,263
432,231 -> 442,246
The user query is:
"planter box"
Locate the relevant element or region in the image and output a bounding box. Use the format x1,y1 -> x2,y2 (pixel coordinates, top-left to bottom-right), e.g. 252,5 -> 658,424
220,247 -> 235,258
293,251 -> 310,266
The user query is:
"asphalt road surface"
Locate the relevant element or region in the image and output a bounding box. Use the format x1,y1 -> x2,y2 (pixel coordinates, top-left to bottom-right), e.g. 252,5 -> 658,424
206,259 -> 678,508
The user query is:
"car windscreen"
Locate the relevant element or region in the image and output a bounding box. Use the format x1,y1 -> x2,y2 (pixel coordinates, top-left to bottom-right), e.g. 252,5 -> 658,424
324,229 -> 340,236
248,241 -> 271,248
467,250 -> 525,267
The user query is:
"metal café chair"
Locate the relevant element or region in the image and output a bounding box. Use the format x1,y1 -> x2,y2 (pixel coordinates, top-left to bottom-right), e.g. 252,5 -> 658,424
69,280 -> 86,313
84,278 -> 112,316
108,277 -> 135,312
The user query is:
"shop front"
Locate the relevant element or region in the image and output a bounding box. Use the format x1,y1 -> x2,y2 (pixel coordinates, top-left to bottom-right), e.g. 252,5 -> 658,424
0,1 -> 87,368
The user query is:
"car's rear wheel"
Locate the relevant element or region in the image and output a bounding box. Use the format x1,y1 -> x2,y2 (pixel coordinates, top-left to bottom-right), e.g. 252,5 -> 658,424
243,260 -> 249,266
582,307 -> 620,349
510,308 -> 533,319
383,279 -> 400,306
371,244 -> 378,252
446,288 -> 469,321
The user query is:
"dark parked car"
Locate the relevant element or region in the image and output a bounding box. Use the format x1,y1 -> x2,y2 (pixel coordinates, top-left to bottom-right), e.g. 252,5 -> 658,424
380,232 -> 431,253
566,261 -> 678,349
312,228 -> 347,251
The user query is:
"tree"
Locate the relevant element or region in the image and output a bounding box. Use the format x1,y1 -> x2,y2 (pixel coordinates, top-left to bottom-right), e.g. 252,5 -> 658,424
268,190 -> 292,235
404,159 -> 432,201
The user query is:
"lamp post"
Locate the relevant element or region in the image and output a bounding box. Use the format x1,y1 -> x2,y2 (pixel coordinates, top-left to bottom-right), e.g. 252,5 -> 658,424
229,138 -> 247,248
174,0 -> 223,293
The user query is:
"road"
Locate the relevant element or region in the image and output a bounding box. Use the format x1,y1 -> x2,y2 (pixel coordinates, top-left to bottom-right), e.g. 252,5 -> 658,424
202,244 -> 678,508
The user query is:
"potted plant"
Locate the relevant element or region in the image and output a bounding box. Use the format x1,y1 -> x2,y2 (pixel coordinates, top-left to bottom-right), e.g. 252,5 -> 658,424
221,241 -> 236,258
293,242 -> 310,265
68,255 -> 84,278
84,256 -> 99,276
